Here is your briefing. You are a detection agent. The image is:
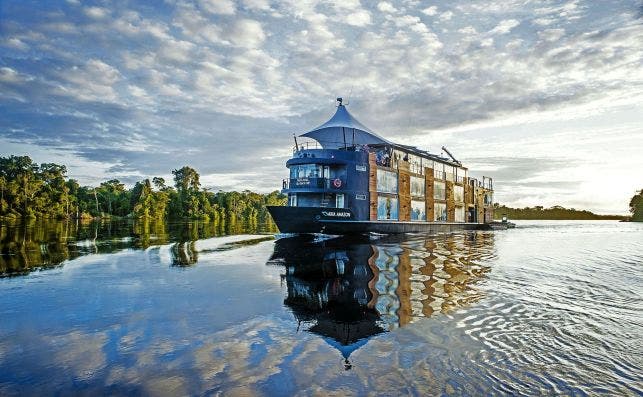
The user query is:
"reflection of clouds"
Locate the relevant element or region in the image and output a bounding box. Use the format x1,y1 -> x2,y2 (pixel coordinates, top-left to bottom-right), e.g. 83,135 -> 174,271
1,232 -> 498,394
52,330 -> 108,382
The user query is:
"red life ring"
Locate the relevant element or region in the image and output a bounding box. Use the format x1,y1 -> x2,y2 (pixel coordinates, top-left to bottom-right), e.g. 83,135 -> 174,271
332,178 -> 342,188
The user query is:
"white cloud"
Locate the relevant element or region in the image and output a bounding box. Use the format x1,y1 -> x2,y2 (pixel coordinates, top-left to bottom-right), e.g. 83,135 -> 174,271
377,2 -> 397,13
242,0 -> 272,11
3,37 -> 29,50
489,19 -> 520,35
84,6 -> 109,19
480,37 -> 494,47
228,19 -> 266,48
439,11 -> 453,21
159,39 -> 195,63
199,0 -> 236,15
458,26 -> 478,35
421,6 -> 438,16
539,28 -> 565,42
346,10 -> 372,26
57,59 -> 122,102
0,67 -> 24,83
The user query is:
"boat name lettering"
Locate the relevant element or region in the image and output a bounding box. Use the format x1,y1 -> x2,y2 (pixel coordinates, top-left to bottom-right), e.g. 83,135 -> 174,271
321,211 -> 351,218
356,165 -> 367,172
295,178 -> 310,185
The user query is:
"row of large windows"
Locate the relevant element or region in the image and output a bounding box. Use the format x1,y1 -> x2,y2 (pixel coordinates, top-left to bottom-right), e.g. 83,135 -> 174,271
288,193 -> 345,208
290,164 -> 349,180
375,147 -> 468,181
290,164 -> 326,179
377,196 -> 467,223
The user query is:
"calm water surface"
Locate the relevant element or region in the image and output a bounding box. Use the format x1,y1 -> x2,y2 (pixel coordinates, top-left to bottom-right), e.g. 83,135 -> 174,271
0,220 -> 641,395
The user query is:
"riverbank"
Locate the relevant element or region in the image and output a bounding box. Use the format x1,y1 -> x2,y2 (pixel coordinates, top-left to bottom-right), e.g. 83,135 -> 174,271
493,205 -> 627,221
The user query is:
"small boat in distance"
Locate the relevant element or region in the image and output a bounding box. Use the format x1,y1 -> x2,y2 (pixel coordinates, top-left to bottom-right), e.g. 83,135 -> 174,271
267,98 -> 496,234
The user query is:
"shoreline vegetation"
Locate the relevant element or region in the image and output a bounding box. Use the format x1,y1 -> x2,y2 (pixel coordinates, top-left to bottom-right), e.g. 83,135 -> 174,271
493,203 -> 633,221
0,155 -> 286,226
1,155 -> 640,223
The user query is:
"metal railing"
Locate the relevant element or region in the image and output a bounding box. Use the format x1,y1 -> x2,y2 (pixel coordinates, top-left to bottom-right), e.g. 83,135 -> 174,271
283,177 -> 346,190
292,140 -> 322,153
292,139 -> 374,154
468,177 -> 493,190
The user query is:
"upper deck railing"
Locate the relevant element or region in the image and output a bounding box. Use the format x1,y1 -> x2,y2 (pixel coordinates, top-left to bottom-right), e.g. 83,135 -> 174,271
469,177 -> 493,190
282,177 -> 346,190
292,139 -> 372,154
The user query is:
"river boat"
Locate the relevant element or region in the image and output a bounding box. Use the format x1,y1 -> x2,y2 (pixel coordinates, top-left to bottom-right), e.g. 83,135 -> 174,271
267,98 -> 496,235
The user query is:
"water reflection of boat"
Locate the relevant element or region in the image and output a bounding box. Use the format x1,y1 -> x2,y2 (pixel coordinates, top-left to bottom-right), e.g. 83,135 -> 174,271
269,232 -> 494,365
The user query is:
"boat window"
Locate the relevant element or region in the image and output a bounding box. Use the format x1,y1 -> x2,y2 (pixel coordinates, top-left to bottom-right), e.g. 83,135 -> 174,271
433,162 -> 444,179
411,176 -> 425,197
409,154 -> 424,175
290,164 -> 323,179
434,181 -> 446,200
377,170 -> 398,194
289,194 -> 297,207
411,200 -> 426,221
454,185 -> 464,202
445,165 -> 454,181
377,196 -> 398,220
455,206 -> 465,222
336,194 -> 344,208
434,203 -> 447,222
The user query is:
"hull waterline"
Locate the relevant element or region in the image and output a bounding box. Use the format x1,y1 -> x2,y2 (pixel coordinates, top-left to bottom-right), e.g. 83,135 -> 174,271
267,206 -> 492,235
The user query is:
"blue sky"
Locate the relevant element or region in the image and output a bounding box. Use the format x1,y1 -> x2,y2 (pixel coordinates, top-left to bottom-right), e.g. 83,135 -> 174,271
1,0 -> 641,214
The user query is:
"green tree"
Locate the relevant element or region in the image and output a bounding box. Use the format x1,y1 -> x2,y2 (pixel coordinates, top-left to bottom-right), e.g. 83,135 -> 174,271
629,189 -> 643,222
172,166 -> 201,218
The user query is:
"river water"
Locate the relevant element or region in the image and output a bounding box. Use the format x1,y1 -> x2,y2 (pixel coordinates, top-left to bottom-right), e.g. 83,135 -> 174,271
0,220 -> 641,395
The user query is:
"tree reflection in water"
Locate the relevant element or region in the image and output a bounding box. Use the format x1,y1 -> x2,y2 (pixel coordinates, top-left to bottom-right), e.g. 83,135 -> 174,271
269,232 -> 495,368
0,218 -> 276,276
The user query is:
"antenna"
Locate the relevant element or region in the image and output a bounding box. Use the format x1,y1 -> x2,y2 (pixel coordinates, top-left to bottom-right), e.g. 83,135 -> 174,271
345,85 -> 353,106
441,146 -> 462,165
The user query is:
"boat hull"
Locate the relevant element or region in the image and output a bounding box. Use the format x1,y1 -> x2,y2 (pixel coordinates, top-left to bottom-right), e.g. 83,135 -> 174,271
267,206 -> 489,235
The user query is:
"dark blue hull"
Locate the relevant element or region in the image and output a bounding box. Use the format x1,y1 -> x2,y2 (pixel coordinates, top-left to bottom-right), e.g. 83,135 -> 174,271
267,206 -> 488,235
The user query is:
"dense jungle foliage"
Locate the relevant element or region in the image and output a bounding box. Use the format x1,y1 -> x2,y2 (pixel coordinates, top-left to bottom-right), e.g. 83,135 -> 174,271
493,203 -> 627,220
629,189 -> 643,222
0,155 -> 286,224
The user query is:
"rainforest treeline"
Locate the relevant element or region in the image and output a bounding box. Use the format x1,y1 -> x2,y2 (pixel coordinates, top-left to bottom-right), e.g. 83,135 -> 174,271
629,189 -> 643,222
492,203 -> 628,220
0,155 -> 286,224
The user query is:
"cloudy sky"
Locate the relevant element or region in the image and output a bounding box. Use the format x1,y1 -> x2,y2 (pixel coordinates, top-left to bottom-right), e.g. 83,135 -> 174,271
1,0 -> 641,214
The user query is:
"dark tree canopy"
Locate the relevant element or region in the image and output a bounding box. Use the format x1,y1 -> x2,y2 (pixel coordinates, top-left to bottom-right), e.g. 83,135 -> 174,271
629,189 -> 643,222
0,155 -> 286,224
